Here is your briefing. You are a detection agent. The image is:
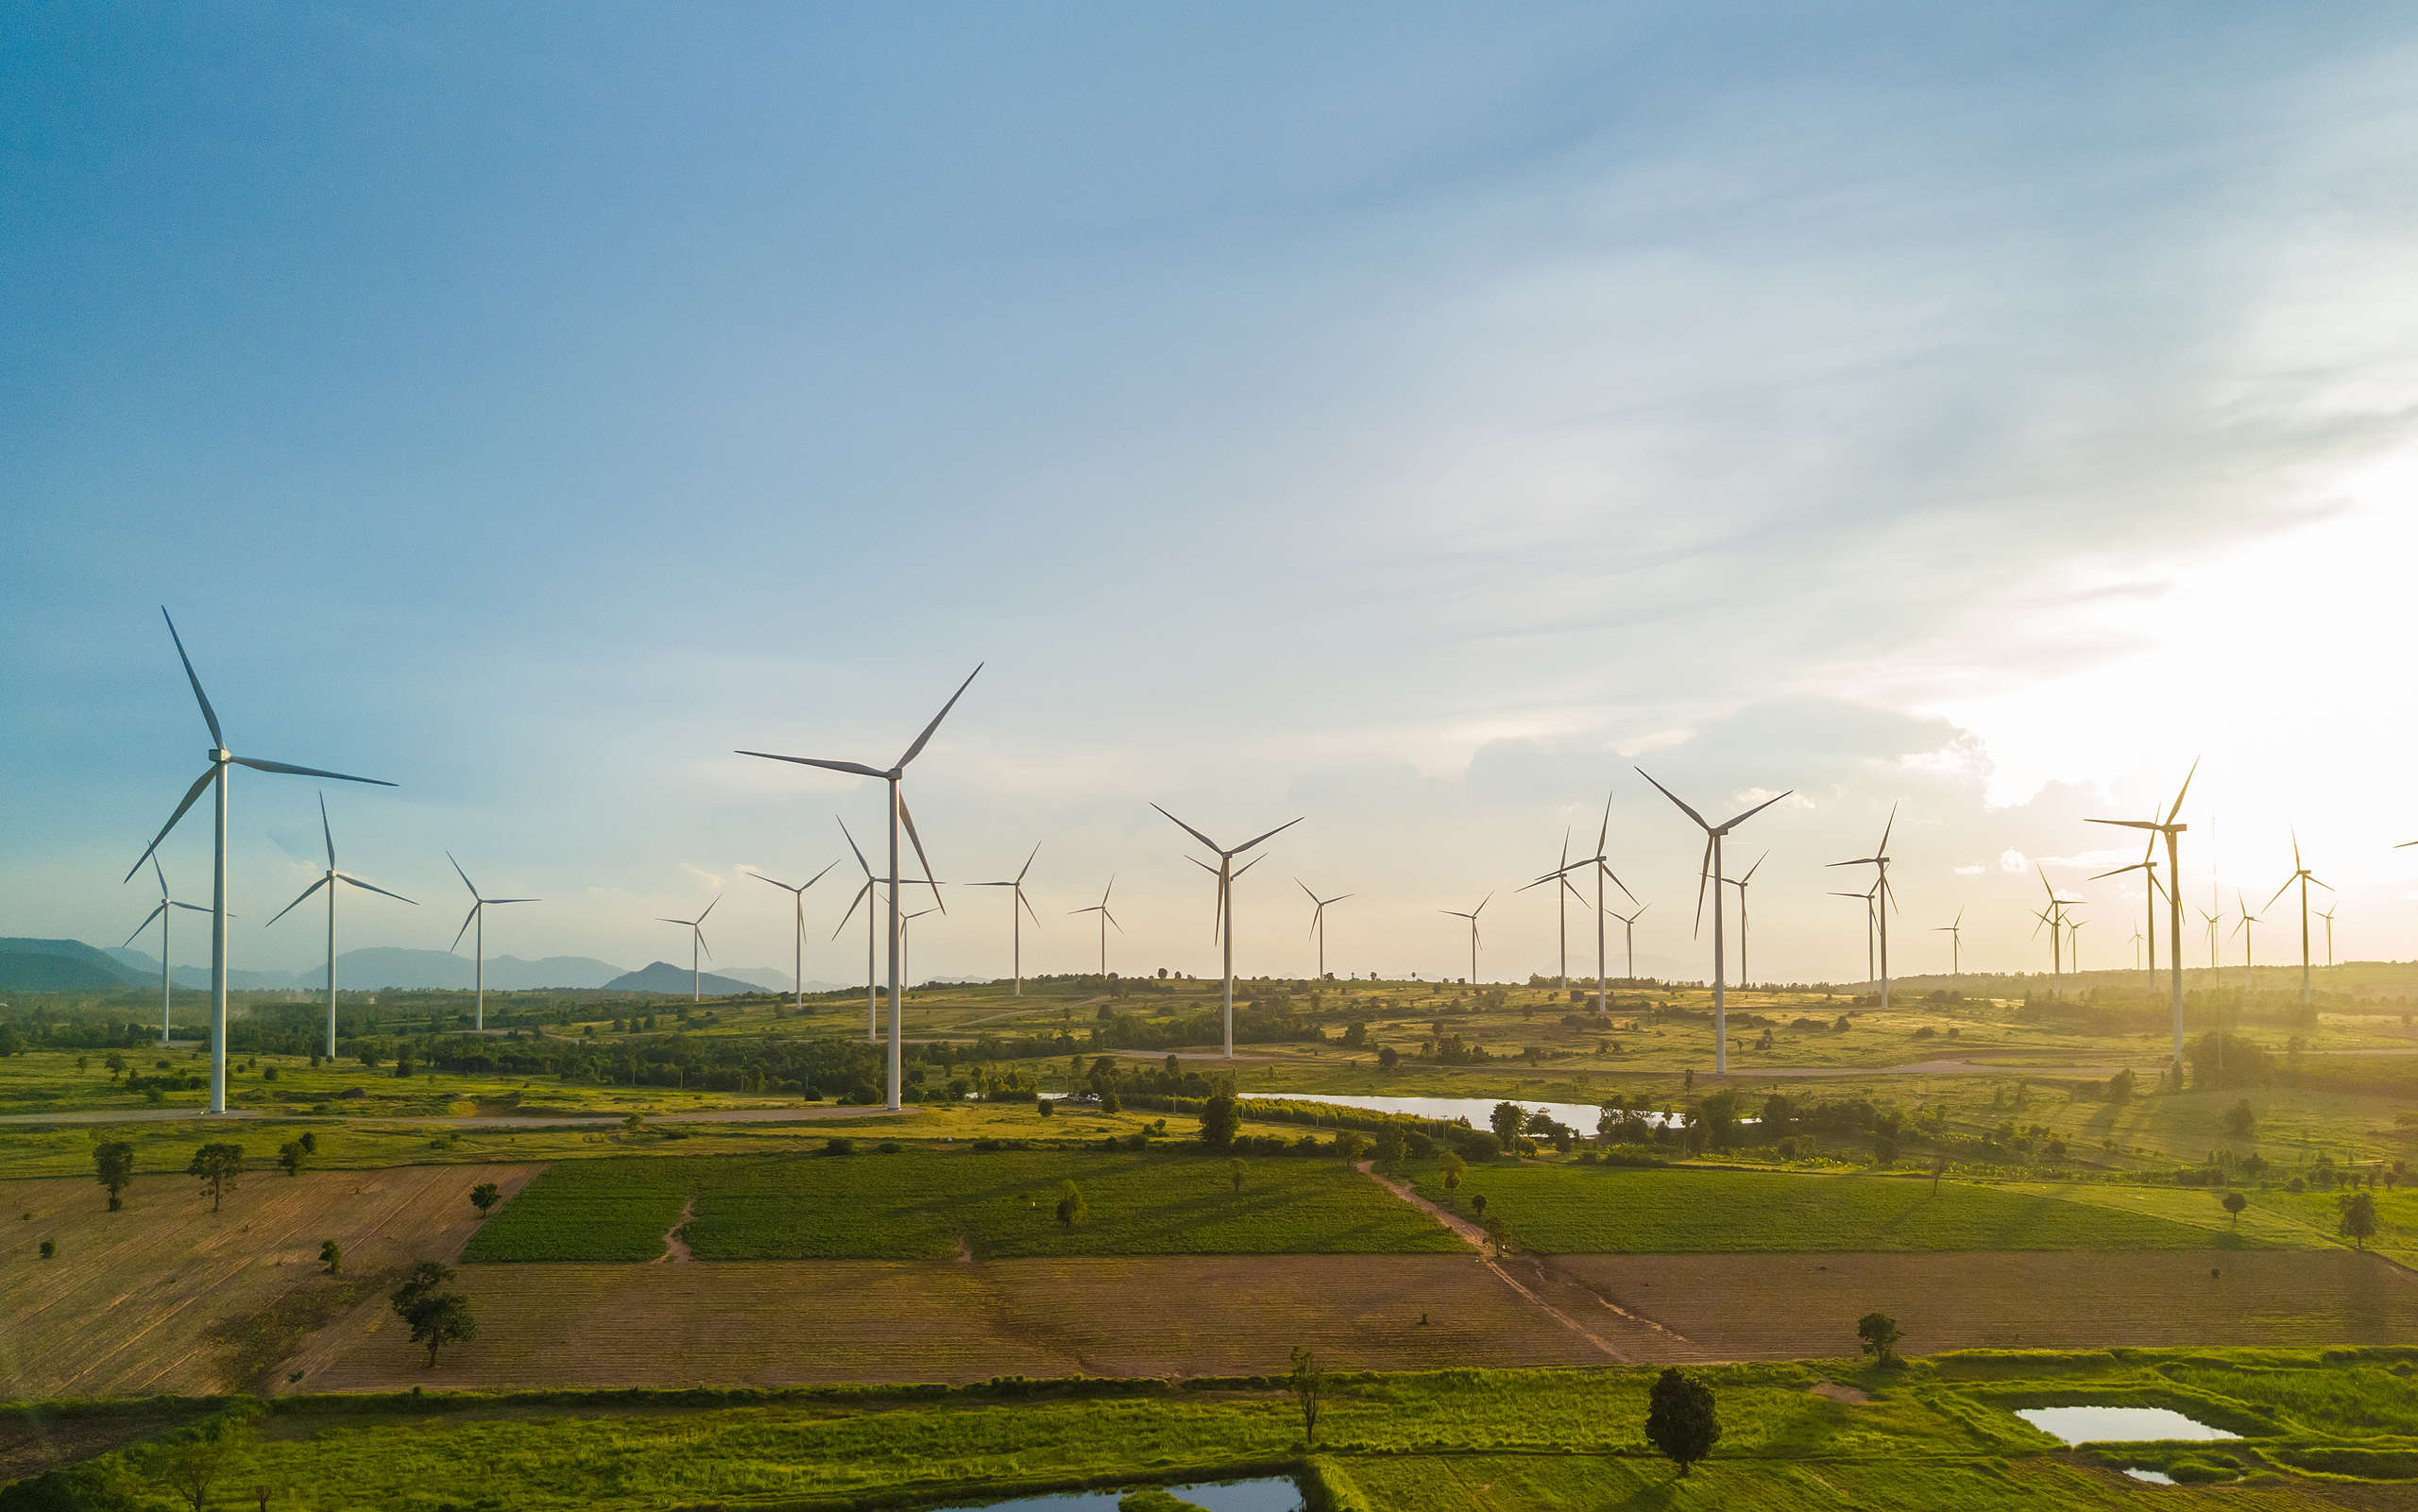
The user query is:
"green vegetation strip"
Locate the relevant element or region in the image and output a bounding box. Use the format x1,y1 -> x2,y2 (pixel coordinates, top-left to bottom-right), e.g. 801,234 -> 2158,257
1413,1164 -> 2257,1253
468,1148 -> 1466,1262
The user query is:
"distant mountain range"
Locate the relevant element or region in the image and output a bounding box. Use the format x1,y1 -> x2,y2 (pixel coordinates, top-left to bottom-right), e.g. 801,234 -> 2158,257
4,938 -> 836,995
603,961 -> 769,997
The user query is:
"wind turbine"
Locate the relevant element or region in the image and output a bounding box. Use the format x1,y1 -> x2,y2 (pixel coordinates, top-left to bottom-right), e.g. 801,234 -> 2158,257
744,860 -> 839,1010
657,894 -> 721,1002
2201,903 -> 2221,969
125,856 -> 211,1045
1831,885 -> 1878,980
899,907 -> 937,991
1297,880 -> 1352,980
1934,909 -> 1964,977
125,608 -> 396,1114
1439,893 -> 1490,984
1521,790 -> 1637,1015
447,855 -> 536,1030
2087,760 -> 2197,1069
970,843 -> 1043,995
1827,806 -> 1897,1011
265,794 -> 416,1057
1635,769 -> 1792,1078
1608,902 -> 1649,981
1720,852 -> 1767,988
2319,905 -> 2337,968
2262,831 -> 2332,1013
2034,868 -> 2085,997
1153,806 -> 1303,1059
2089,853 -> 2164,993
1544,829 -> 1583,986
741,665 -> 979,1113
2128,926 -> 2144,971
831,817 -> 890,1041
1068,875 -> 1122,977
2069,916 -> 2089,972
2232,890 -> 2261,989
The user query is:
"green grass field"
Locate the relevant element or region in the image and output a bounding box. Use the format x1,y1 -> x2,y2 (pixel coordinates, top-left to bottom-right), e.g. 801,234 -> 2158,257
467,1147 -> 1465,1262
1413,1164 -> 2261,1253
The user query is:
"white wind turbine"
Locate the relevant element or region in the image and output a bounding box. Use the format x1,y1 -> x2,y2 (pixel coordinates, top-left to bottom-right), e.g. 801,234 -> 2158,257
1153,806 -> 1303,1059
1521,790 -> 1637,1015
125,608 -> 396,1114
745,860 -> 839,1010
446,855 -> 537,1030
2232,890 -> 2262,989
1297,880 -> 1353,980
830,817 -> 899,1042
1635,770 -> 1791,1078
265,794 -> 416,1057
900,907 -> 938,991
970,843 -> 1043,995
124,856 -> 212,1045
1068,875 -> 1123,977
1933,909 -> 1964,977
2319,905 -> 2337,969
2262,831 -> 2332,1013
1439,893 -> 1490,984
1831,883 -> 1879,981
1827,805 -> 1898,1011
741,666 -> 979,1112
1608,902 -> 1649,982
1720,851 -> 1767,987
658,893 -> 721,1002
2086,760 -> 2196,1069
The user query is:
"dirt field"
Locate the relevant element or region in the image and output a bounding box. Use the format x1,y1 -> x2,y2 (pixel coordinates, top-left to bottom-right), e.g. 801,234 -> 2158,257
0,1164 -> 535,1398
1550,1249 -> 2418,1360
292,1253 -> 1613,1389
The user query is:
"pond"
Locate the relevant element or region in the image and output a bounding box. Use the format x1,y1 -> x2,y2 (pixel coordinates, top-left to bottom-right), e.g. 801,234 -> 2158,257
2015,1406 -> 2239,1445
2122,1468 -> 2176,1484
931,1475 -> 1303,1512
1240,1092 -> 1752,1133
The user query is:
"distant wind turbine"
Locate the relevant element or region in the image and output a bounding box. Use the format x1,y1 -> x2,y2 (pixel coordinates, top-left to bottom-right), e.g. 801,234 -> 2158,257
265,794 -> 416,1056
1439,893 -> 1491,984
2128,926 -> 2144,971
745,860 -> 839,1010
1153,805 -> 1303,1059
2087,759 -> 2197,1069
2089,852 -> 2164,993
1521,790 -> 1637,1015
1827,805 -> 1898,1011
970,843 -> 1044,995
2262,830 -> 2332,1012
1068,875 -> 1122,977
447,855 -> 536,1030
125,856 -> 211,1045
831,817 -> 893,1042
2319,905 -> 2337,968
1297,880 -> 1353,980
126,608 -> 395,1113
740,664 -> 979,1112
1831,884 -> 1878,980
1934,909 -> 1964,977
2232,890 -> 2262,989
2069,916 -> 2089,972
1635,769 -> 1791,1078
657,893 -> 721,1002
1608,902 -> 1649,981
899,907 -> 937,990
2034,867 -> 2085,997
2200,903 -> 2221,970
1720,852 -> 1767,987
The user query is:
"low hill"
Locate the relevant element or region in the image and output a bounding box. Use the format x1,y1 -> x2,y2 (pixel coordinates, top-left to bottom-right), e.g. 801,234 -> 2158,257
0,939 -> 149,994
604,961 -> 764,997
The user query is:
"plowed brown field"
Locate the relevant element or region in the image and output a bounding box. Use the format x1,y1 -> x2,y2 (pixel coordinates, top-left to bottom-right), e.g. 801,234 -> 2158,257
0,1164 -> 535,1397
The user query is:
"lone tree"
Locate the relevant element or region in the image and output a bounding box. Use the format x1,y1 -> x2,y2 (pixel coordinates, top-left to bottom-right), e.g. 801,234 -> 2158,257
1373,1125 -> 1406,1168
2222,1192 -> 2248,1227
278,1141 -> 310,1178
390,1260 -> 477,1368
2341,1190 -> 2379,1250
1490,1101 -> 1526,1150
1287,1345 -> 1328,1444
146,1413 -> 254,1512
1857,1311 -> 1903,1367
1198,1095 -> 1240,1149
94,1141 -> 135,1212
1056,1180 -> 1088,1229
1439,1151 -> 1466,1205
2224,1099 -> 2256,1138
319,1239 -> 342,1276
188,1143 -> 245,1213
1644,1367 -> 1720,1476
1227,1158 -> 1247,1195
469,1181 -> 502,1217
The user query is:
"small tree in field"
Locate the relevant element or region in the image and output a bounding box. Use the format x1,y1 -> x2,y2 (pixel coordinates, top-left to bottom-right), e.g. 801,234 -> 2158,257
188,1143 -> 244,1213
278,1141 -> 309,1177
146,1410 -> 254,1512
1198,1095 -> 1239,1149
1645,1367 -> 1720,1476
2222,1192 -> 2248,1226
319,1239 -> 342,1276
1490,1101 -> 1526,1149
1227,1158 -> 1247,1195
391,1260 -> 476,1367
1857,1311 -> 1902,1367
2341,1190 -> 2379,1250
1287,1346 -> 1328,1444
1373,1125 -> 1406,1167
1439,1151 -> 1466,1205
470,1181 -> 502,1217
1056,1180 -> 1088,1228
94,1141 -> 135,1212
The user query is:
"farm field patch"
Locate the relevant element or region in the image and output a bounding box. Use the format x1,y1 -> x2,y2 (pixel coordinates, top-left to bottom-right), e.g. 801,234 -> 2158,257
468,1148 -> 1462,1262
1422,1164 -> 2255,1253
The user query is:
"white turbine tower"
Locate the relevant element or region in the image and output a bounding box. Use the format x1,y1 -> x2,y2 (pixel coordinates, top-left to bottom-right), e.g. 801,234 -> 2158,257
124,856 -> 211,1045
1069,876 -> 1122,977
125,608 -> 396,1115
1934,909 -> 1964,977
2262,831 -> 2332,1013
265,794 -> 416,1057
2086,760 -> 2197,1070
1297,880 -> 1352,980
1608,902 -> 1649,982
744,860 -> 839,1010
2089,853 -> 2164,992
1827,805 -> 1898,1011
741,666 -> 979,1113
1635,769 -> 1791,1079
1439,893 -> 1490,984
1152,806 -> 1303,1059
970,843 -> 1044,995
446,855 -> 536,1031
658,893 -> 721,1002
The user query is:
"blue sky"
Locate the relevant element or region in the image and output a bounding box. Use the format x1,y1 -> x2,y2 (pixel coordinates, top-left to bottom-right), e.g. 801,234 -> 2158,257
9,4 -> 2418,986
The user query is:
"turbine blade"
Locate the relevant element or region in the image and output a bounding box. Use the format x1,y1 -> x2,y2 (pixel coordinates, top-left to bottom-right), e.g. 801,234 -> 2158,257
837,817 -> 875,877
895,663 -> 984,770
448,852 -> 478,896
1635,768 -> 1711,830
833,881 -> 871,938
1151,803 -> 1223,855
1692,835 -> 1712,937
1021,891 -> 1042,928
1105,908 -> 1123,934
451,903 -> 480,953
124,902 -> 167,946
1298,877 -> 1319,905
1597,788 -> 1613,855
486,897 -> 539,905
126,766 -> 218,881
1740,852 -> 1767,884
1877,803 -> 1896,855
1600,859 -> 1639,906
2165,757 -> 2199,825
337,875 -> 416,905
264,876 -> 331,927
1234,855 -> 1264,879
2308,875 -> 2334,892
160,607 -> 224,748
2263,876 -> 2294,912
1716,789 -> 1794,831
741,752 -> 889,779
2086,818 -> 2156,830
319,792 -> 334,868
1232,816 -> 1303,856
805,858 -> 840,889
1017,841 -> 1041,883
231,756 -> 394,787
746,869 -> 795,892
697,929 -> 712,961
698,893 -> 720,924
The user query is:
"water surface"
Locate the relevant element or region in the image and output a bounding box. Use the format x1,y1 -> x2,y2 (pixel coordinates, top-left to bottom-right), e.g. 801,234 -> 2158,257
931,1475 -> 1302,1512
2015,1406 -> 2237,1445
